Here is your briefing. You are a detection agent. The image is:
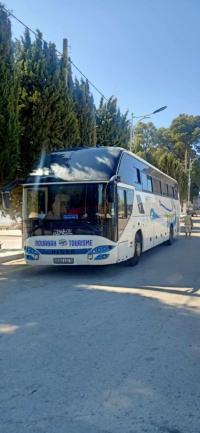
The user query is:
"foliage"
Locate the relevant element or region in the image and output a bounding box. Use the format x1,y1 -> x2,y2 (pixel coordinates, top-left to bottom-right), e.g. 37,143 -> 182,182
131,116 -> 200,200
16,29 -> 79,175
0,3 -> 200,204
132,122 -> 158,153
0,4 -> 19,182
96,97 -> 130,148
73,78 -> 96,146
190,158 -> 200,199
170,114 -> 200,155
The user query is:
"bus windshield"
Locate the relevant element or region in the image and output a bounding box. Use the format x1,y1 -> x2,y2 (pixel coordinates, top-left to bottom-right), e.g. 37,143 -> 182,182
23,183 -> 117,241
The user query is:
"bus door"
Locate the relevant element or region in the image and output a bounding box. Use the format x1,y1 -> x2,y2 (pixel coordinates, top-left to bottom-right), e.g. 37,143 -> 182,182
117,186 -> 134,261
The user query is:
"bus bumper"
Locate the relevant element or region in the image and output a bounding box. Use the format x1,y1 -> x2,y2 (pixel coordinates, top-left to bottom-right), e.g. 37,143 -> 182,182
24,236 -> 117,266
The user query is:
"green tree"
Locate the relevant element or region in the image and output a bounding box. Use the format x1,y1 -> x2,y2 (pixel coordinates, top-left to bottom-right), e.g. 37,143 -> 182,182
16,29 -> 79,175
67,58 -> 74,98
96,96 -> 130,147
132,121 -> 158,154
152,148 -> 188,200
132,117 -> 200,200
132,126 -> 188,200
190,159 -> 200,200
131,122 -> 158,164
0,4 -> 19,182
73,78 -> 96,146
156,127 -> 174,152
170,114 -> 200,167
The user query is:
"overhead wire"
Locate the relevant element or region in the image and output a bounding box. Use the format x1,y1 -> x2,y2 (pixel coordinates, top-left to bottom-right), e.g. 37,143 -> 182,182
2,5 -> 109,101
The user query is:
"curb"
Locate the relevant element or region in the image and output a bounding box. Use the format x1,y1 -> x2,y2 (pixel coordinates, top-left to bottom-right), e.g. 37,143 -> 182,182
0,252 -> 24,264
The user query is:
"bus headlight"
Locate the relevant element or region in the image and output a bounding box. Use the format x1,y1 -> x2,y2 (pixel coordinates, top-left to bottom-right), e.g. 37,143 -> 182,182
91,245 -> 113,254
24,246 -> 39,260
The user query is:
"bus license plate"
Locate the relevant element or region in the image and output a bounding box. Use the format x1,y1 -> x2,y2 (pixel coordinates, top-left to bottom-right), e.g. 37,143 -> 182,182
53,258 -> 74,264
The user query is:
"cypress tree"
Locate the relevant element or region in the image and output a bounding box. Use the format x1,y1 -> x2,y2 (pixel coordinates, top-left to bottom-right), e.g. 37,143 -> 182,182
96,96 -> 130,148
16,29 -> 79,175
74,78 -> 96,146
0,4 -> 19,182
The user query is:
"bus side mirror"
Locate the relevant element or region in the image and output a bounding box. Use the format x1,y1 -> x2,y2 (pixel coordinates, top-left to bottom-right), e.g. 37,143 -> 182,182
1,192 -> 11,209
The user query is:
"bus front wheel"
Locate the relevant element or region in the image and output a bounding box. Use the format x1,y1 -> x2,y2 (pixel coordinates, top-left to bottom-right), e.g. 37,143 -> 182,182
127,232 -> 142,266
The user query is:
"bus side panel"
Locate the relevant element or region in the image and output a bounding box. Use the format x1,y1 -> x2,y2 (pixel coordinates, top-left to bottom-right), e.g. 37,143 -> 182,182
133,191 -> 180,251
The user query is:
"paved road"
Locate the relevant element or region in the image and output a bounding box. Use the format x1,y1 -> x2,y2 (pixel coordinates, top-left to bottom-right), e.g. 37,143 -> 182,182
0,220 -> 200,433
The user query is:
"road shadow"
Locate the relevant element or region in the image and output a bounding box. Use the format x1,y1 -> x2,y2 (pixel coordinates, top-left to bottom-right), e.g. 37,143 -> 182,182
1,226 -> 200,432
0,254 -> 200,433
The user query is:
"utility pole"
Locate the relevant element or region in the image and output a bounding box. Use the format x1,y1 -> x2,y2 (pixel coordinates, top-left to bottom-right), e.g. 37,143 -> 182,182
62,38 -> 68,85
185,148 -> 188,173
187,157 -> 191,205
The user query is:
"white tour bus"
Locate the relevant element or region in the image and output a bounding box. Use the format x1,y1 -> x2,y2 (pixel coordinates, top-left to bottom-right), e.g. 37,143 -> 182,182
22,146 -> 180,266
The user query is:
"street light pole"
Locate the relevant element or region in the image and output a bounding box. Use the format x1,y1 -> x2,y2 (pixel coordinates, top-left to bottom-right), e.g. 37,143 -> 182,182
129,113 -> 150,152
129,105 -> 167,152
130,113 -> 134,152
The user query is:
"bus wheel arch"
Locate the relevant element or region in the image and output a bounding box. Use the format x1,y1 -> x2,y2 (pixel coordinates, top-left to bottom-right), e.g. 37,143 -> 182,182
127,230 -> 143,266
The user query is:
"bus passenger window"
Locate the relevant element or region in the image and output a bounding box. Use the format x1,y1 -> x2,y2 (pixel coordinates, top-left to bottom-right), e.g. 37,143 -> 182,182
141,174 -> 148,191
162,183 -> 169,196
168,185 -> 174,198
174,186 -> 178,200
147,176 -> 153,192
136,169 -> 141,184
152,178 -> 161,195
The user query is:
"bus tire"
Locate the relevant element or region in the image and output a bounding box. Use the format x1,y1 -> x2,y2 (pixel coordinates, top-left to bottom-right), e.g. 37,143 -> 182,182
127,232 -> 142,266
166,224 -> 174,246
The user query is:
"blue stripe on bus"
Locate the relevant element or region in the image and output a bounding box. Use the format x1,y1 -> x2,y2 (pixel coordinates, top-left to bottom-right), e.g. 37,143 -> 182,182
37,248 -> 91,255
159,201 -> 173,212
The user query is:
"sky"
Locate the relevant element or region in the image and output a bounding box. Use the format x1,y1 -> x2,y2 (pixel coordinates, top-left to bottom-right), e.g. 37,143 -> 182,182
5,0 -> 200,127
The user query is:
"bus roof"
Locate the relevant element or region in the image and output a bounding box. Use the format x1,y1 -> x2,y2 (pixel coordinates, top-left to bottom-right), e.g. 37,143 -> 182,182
25,146 -> 177,185
26,147 -> 123,183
